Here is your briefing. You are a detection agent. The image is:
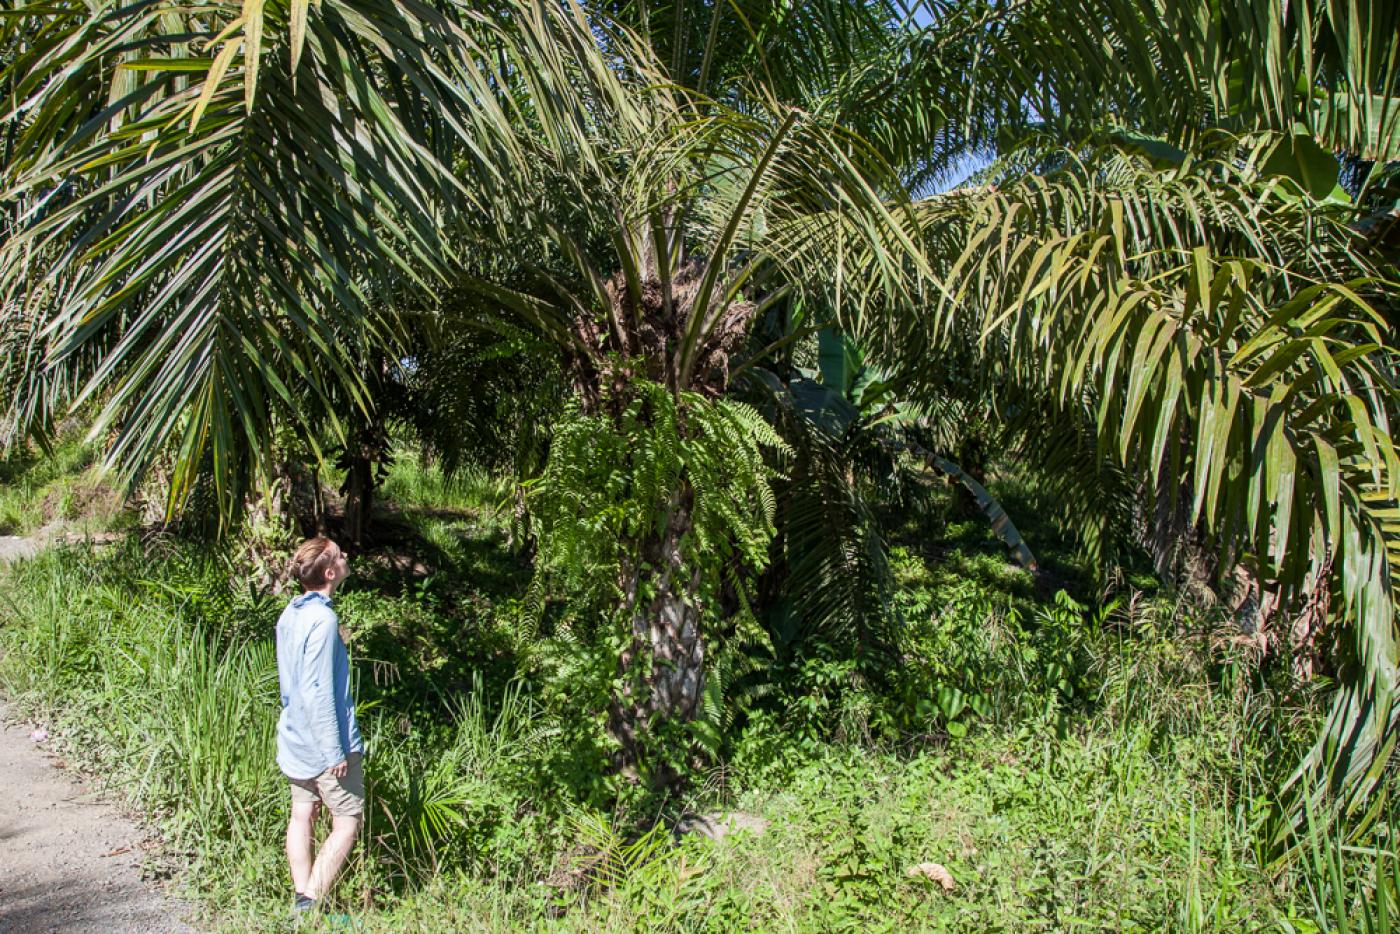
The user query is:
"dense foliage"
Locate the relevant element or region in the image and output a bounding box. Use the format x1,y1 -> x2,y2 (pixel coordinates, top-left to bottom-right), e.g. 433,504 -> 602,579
3,0 -> 1400,926
1,457 -> 1397,929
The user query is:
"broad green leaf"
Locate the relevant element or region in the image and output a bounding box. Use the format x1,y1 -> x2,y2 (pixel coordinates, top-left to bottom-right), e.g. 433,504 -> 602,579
1260,131 -> 1341,200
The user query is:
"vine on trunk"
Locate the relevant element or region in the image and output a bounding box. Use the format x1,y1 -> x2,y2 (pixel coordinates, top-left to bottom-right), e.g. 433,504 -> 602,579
529,379 -> 788,785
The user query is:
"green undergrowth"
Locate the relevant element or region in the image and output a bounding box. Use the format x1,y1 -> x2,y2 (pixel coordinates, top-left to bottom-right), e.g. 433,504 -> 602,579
0,455 -> 1396,930
379,456 -> 511,518
0,434 -> 125,537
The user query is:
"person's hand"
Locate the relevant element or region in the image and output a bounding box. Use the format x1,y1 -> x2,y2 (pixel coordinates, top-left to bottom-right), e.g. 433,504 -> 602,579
327,759 -> 348,779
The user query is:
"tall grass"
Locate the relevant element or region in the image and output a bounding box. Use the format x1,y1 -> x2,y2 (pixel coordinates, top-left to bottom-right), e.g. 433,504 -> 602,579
0,542 -> 568,916
0,548 -> 281,876
379,456 -> 512,517
1,536 -> 1394,930
1283,790 -> 1400,933
367,677 -> 561,881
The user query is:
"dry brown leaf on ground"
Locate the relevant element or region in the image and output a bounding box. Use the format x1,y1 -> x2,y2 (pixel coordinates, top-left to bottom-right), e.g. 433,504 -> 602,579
906,861 -> 956,891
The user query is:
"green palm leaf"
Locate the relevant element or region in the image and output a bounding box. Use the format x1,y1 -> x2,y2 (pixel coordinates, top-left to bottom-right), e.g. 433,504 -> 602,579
868,134 -> 1399,840
1,0 -> 472,514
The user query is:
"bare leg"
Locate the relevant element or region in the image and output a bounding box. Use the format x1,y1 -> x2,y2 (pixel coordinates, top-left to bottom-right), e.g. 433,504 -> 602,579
305,814 -> 359,900
285,800 -> 321,894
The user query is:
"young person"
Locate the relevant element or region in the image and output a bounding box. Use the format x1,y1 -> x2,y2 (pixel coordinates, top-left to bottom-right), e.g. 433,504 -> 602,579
276,537 -> 364,915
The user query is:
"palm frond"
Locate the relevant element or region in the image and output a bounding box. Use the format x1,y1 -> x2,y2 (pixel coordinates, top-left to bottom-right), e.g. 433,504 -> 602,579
904,0 -> 1400,163
1,0 -> 476,516
746,369 -> 898,659
872,134 -> 1399,835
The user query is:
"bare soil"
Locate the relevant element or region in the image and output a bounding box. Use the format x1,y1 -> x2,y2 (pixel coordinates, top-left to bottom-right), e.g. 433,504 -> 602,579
0,703 -> 195,933
0,533 -> 194,932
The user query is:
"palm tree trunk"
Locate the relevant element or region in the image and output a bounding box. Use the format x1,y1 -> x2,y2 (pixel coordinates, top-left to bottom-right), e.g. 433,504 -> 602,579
508,481 -> 536,560
312,466 -> 329,536
342,454 -> 374,548
609,485 -> 705,787
1150,470 -> 1218,603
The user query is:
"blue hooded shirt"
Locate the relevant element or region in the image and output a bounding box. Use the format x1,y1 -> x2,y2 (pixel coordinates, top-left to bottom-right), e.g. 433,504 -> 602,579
275,591 -> 363,780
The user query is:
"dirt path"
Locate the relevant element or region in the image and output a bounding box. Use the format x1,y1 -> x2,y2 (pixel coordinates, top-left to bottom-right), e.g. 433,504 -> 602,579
0,535 -> 41,563
0,533 -> 196,932
0,704 -> 196,933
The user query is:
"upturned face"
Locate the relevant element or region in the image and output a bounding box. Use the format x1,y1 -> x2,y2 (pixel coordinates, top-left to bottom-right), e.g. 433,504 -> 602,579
324,545 -> 350,594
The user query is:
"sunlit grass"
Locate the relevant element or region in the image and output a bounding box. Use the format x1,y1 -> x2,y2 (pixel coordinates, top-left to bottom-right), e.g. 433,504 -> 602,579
0,452 -> 1393,931
0,437 -> 123,536
379,453 -> 512,518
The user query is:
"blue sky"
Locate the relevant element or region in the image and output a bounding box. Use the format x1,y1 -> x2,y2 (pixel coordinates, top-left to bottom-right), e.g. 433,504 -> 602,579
902,3 -> 995,195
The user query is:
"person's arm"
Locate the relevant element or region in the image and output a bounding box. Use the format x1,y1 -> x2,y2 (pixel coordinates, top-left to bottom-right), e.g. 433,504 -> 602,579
302,613 -> 347,774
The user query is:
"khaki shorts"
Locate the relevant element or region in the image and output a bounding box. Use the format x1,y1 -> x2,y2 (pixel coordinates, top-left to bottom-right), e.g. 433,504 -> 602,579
288,753 -> 365,818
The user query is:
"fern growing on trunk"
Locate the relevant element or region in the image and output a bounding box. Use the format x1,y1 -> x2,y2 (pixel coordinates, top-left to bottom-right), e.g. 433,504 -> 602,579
529,381 -> 787,784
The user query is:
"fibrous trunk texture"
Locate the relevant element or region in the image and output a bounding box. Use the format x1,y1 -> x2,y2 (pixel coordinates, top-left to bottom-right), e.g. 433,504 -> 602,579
609,487 -> 705,788
342,454 -> 374,548
569,261 -> 754,412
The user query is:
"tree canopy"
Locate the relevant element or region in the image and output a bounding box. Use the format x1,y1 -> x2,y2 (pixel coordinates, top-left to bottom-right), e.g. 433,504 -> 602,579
3,0 -> 1398,832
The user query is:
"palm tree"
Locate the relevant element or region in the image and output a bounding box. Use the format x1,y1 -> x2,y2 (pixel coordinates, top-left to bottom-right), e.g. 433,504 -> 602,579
434,7 -> 933,774
902,139 -> 1399,840
858,2 -> 1400,838
0,0 -> 927,780
1,0 -> 477,517
3,0 -> 1398,815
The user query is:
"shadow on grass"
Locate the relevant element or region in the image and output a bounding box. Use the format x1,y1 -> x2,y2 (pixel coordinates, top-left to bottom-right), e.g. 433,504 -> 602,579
332,502 -> 534,722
